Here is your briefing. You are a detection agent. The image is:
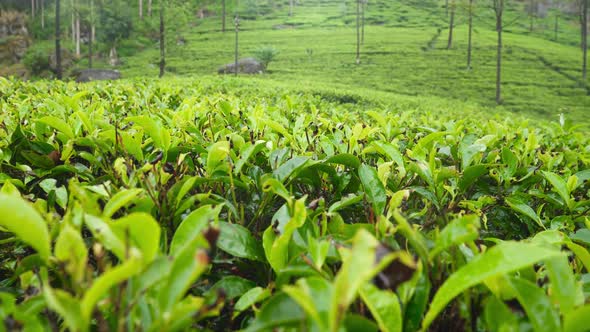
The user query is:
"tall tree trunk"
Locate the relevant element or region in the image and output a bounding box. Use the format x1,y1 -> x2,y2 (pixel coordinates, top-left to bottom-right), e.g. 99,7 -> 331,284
289,0 -> 294,16
361,0 -> 365,45
32,0 -> 35,19
467,0 -> 473,69
554,12 -> 559,41
222,0 -> 226,32
89,0 -> 93,68
235,16 -> 239,76
159,0 -> 165,77
56,0 -> 62,79
445,0 -> 448,16
148,0 -> 152,17
88,24 -> 93,68
75,11 -> 80,57
71,0 -> 75,44
447,0 -> 455,49
356,0 -> 360,64
139,0 -> 143,19
529,0 -> 535,32
495,2 -> 503,104
41,0 -> 45,29
583,0 -> 588,80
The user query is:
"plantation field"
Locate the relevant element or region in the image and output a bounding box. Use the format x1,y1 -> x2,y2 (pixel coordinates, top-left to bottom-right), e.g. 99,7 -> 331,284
98,0 -> 590,124
1,76 -> 590,331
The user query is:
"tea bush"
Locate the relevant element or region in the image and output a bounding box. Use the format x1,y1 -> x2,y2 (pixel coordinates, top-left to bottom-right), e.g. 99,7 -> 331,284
0,77 -> 589,331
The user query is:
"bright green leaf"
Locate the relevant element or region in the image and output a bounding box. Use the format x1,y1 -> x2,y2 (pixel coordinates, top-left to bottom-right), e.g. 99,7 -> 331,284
0,193 -> 51,262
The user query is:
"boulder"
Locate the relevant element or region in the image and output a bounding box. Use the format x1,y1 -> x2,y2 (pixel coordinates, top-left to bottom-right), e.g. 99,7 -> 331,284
76,69 -> 121,83
218,58 -> 264,75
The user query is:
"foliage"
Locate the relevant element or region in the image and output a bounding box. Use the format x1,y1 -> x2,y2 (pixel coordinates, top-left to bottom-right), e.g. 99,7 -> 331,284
253,45 -> 279,70
22,49 -> 50,75
97,0 -> 132,47
0,76 -> 589,330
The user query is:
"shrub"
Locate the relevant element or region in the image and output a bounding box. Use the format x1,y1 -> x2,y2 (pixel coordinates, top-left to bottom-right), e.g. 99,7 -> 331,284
253,45 -> 279,71
22,49 -> 49,76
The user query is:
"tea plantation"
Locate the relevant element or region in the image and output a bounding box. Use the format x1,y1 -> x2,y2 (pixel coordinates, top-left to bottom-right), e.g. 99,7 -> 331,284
112,0 -> 590,123
0,76 -> 589,331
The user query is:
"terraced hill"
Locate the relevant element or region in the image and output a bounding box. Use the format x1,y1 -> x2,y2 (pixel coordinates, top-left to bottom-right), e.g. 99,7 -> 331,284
106,0 -> 590,123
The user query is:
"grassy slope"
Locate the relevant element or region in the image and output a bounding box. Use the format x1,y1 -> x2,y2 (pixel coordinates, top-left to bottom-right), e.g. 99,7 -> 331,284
54,0 -> 590,124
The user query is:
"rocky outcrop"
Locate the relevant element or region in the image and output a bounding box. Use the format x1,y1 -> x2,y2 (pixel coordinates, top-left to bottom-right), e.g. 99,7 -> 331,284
0,10 -> 28,38
218,58 -> 264,75
76,69 -> 121,83
0,11 -> 30,65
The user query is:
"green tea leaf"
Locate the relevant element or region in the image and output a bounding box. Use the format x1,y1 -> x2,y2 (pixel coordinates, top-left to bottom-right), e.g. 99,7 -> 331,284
103,188 -> 143,218
151,296 -> 206,331
43,283 -> 85,331
570,229 -> 590,246
283,277 -> 332,330
170,205 -> 222,256
54,224 -> 87,282
484,296 -> 519,331
175,176 -> 198,208
407,132 -> 446,162
128,115 -> 167,150
564,304 -> 590,332
458,164 -> 488,192
81,253 -> 143,321
330,230 -> 395,330
545,255 -> 583,313
234,287 -> 271,315
0,193 -> 51,262
422,242 -> 564,330
37,116 -> 75,140
206,141 -> 230,175
111,212 -> 161,264
325,153 -> 361,169
359,164 -> 387,215
274,156 -> 310,182
328,194 -> 363,214
218,222 -> 265,262
244,292 -> 305,332
371,141 -> 404,172
205,276 -> 255,300
564,240 -> 590,272
263,198 -> 307,272
84,214 -> 126,260
403,273 -> 430,332
359,283 -> 402,332
460,143 -> 486,170
509,277 -> 560,332
573,169 -> 590,189
235,141 -> 266,174
160,242 -> 210,312
430,215 -> 480,259
501,148 -> 518,180
505,196 -> 545,229
542,171 -> 571,209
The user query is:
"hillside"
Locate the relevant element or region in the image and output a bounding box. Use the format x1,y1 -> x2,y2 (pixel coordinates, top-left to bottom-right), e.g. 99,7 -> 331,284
113,0 -> 589,123
4,0 -> 588,123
